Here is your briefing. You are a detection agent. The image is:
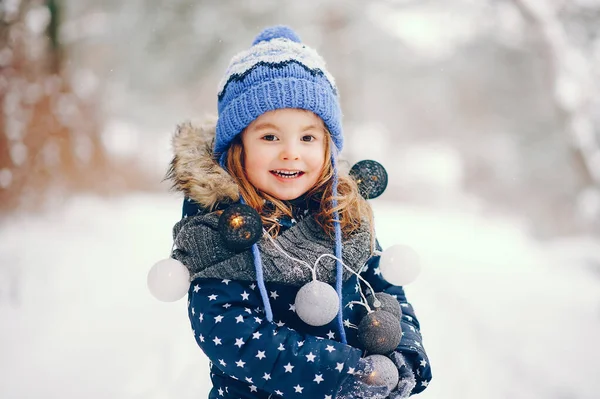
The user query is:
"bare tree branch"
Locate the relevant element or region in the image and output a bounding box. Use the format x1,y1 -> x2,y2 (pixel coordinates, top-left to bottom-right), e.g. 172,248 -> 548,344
512,0 -> 600,187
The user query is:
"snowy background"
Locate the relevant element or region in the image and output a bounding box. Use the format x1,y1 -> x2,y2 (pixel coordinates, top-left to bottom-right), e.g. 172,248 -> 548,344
1,196 -> 600,399
2,0 -> 600,398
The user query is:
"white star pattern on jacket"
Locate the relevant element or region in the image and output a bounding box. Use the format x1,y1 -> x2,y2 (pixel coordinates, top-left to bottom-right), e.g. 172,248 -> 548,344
185,270 -> 432,399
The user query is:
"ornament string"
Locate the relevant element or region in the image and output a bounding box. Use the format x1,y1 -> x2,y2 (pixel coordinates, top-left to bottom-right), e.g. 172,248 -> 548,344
262,229 -> 317,279
263,232 -> 378,312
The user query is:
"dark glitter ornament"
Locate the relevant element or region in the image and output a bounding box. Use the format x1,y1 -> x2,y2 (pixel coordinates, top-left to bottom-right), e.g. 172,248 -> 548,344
218,204 -> 263,251
358,292 -> 403,321
357,311 -> 402,355
349,160 -> 388,199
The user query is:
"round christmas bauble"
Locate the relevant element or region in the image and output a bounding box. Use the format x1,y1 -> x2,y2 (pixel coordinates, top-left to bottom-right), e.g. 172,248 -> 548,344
363,354 -> 400,391
147,258 -> 190,302
295,280 -> 340,326
218,204 -> 263,251
349,160 -> 388,199
379,244 -> 421,286
358,292 -> 402,321
357,311 -> 402,354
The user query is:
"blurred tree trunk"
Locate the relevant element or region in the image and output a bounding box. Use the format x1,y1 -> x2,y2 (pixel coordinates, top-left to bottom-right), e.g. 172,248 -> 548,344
0,0 -> 151,214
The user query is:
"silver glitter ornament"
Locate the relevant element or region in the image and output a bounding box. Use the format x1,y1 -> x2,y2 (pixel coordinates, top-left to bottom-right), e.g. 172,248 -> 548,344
295,280 -> 340,326
357,311 -> 402,354
363,354 -> 399,391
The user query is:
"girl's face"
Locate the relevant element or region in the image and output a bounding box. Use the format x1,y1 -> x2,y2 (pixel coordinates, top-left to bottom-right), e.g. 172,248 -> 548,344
241,108 -> 327,201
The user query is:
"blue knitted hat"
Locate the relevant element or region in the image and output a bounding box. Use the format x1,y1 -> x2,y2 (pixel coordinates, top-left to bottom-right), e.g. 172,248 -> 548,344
214,25 -> 343,160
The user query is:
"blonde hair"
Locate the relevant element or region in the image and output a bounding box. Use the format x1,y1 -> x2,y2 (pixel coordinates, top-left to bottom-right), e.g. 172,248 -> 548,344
225,128 -> 374,240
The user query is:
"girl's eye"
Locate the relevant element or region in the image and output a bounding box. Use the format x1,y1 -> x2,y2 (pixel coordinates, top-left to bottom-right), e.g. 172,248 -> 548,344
262,134 -> 278,141
301,135 -> 315,142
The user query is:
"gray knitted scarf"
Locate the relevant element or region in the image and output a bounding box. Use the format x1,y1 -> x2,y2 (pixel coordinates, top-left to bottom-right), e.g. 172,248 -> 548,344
173,211 -> 374,287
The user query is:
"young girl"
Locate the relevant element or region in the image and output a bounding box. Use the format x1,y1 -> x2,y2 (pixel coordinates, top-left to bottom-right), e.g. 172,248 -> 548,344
168,26 -> 432,399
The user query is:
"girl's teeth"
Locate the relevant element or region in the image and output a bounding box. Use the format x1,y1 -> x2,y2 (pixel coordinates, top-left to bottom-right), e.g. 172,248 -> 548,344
273,170 -> 302,178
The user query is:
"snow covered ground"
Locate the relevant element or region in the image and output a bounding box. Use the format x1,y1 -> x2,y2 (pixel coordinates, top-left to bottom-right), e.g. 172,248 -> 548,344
1,194 -> 599,399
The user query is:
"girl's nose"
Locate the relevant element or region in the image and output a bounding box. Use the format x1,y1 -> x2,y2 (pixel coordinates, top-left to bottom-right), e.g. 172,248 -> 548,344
280,142 -> 300,160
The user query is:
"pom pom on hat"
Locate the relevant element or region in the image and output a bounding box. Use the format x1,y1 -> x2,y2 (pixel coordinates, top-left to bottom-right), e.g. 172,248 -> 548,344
252,25 -> 301,45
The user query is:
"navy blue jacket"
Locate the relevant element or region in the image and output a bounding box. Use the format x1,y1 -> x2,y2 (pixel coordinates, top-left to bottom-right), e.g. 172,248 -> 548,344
181,200 -> 432,398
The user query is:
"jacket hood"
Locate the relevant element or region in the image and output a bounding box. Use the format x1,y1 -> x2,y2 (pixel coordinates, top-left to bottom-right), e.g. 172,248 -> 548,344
166,117 -> 239,211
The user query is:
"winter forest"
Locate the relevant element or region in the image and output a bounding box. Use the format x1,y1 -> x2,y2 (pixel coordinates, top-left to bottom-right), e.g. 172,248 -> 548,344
1,0 -> 600,398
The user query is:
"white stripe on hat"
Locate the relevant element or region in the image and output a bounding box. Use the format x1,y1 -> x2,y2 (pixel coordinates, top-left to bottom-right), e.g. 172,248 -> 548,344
217,38 -> 337,95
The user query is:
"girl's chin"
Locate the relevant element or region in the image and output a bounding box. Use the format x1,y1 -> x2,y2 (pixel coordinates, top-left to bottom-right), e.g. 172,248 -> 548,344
265,187 -> 310,201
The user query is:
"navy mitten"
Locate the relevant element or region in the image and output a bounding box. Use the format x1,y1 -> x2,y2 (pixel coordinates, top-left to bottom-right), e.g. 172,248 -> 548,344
387,352 -> 417,399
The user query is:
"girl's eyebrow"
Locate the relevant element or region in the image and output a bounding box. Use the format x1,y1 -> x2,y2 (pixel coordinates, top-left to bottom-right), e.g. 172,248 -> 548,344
252,122 -> 279,131
252,123 -> 324,134
301,124 -> 322,132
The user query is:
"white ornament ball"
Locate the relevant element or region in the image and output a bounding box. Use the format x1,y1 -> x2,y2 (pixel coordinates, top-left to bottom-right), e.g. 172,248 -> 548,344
379,244 -> 421,286
295,280 -> 340,326
147,258 -> 190,302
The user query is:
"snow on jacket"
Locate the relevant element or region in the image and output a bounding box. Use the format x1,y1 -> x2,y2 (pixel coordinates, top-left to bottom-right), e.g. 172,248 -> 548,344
168,119 -> 432,398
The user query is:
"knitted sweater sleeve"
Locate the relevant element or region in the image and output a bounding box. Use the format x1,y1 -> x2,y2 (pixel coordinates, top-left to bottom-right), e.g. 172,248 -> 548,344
187,278 -> 362,398
359,255 -> 433,395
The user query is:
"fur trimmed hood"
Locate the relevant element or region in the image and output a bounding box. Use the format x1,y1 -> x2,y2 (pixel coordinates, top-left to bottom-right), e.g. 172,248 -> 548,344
166,117 -> 239,211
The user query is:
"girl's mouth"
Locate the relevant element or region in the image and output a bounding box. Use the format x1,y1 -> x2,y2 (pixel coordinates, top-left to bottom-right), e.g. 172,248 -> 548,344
270,170 -> 305,179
